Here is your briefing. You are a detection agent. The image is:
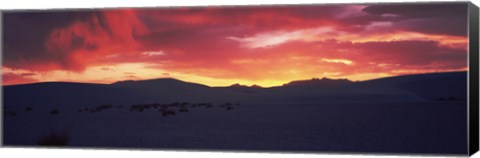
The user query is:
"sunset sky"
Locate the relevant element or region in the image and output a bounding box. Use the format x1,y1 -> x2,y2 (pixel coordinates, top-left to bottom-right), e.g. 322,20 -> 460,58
2,3 -> 469,87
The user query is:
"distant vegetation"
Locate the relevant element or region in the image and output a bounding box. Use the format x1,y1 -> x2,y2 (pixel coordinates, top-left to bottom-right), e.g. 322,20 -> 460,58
3,101 -> 241,119
37,129 -> 69,146
5,110 -> 16,117
437,96 -> 462,101
124,102 -> 238,116
71,102 -> 240,117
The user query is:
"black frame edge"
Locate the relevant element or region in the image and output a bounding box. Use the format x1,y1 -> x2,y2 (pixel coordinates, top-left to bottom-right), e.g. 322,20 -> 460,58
0,11 -> 3,147
469,1 -> 480,156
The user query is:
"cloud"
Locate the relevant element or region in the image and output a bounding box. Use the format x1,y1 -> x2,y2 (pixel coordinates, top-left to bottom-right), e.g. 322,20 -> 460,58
42,9 -> 148,71
142,50 -> 166,56
124,75 -> 141,80
321,58 -> 354,65
2,73 -> 38,85
20,72 -> 37,77
227,27 -> 336,49
3,11 -> 97,71
100,67 -> 115,71
362,3 -> 467,19
4,9 -> 148,72
361,3 -> 467,36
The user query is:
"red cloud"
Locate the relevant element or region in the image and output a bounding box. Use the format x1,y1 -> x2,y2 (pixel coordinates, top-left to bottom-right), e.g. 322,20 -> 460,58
40,9 -> 149,71
2,73 -> 38,85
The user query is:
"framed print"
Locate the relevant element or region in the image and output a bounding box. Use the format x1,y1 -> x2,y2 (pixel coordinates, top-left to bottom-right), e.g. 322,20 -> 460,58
1,1 -> 479,156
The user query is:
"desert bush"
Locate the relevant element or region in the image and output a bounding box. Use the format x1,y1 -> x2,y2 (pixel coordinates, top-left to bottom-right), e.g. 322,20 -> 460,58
37,129 -> 69,146
179,108 -> 189,112
25,107 -> 32,112
7,111 -> 16,117
448,96 -> 457,101
160,109 -> 176,116
220,102 -> 232,108
50,109 -> 59,115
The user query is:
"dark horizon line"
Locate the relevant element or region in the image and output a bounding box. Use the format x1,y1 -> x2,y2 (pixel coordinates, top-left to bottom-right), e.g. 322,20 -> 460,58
2,70 -> 467,88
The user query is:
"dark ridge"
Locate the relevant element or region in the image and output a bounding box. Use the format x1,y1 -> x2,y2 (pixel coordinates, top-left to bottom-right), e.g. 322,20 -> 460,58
111,77 -> 210,88
360,71 -> 466,83
112,78 -> 182,85
229,83 -> 246,88
3,81 -> 108,88
282,77 -> 353,87
228,83 -> 263,88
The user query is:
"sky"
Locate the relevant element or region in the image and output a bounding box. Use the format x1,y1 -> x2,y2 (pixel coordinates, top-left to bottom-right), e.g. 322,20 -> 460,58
2,2 -> 469,87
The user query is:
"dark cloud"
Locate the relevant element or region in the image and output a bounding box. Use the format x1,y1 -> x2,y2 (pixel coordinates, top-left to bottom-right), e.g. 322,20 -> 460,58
3,9 -> 148,72
362,3 -> 468,36
124,75 -> 141,80
362,3 -> 467,18
2,11 -> 101,70
351,40 -> 467,67
396,17 -> 467,36
20,72 -> 37,77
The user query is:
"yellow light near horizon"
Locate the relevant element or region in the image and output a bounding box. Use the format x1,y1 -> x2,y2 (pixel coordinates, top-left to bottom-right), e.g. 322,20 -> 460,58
30,63 -> 168,84
2,62 -> 467,87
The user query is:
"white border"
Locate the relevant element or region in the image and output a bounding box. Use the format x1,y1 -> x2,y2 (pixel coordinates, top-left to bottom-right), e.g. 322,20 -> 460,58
0,0 -> 479,158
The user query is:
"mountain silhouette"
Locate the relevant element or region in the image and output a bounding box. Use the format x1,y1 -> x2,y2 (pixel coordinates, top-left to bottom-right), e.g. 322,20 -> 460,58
3,71 -> 467,107
282,77 -> 353,87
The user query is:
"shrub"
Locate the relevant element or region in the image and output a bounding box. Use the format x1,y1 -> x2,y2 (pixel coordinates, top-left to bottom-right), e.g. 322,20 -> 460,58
160,109 -> 176,116
179,108 -> 189,112
448,96 -> 457,101
50,109 -> 59,115
7,111 -> 16,117
37,130 -> 69,146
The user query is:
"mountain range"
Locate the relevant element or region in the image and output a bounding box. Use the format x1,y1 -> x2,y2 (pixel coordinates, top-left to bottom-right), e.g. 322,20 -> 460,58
3,71 -> 467,107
